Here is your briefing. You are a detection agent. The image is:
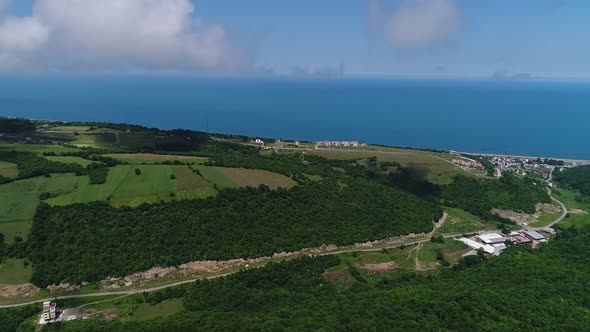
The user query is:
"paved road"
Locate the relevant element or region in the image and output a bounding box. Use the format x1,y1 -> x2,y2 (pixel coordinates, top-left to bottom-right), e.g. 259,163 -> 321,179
540,170 -> 568,229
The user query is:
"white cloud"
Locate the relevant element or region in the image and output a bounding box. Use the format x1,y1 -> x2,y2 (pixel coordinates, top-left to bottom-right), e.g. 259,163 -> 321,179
369,0 -> 460,49
0,0 -> 246,72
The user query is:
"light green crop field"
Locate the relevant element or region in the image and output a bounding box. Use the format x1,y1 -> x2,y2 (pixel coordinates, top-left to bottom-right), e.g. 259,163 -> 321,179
0,161 -> 18,178
0,221 -> 32,244
436,207 -> 490,235
131,298 -> 184,321
0,173 -> 80,223
294,147 -> 467,184
193,165 -> 237,189
0,258 -> 33,284
44,156 -> 97,167
106,153 -> 208,165
47,165 -> 217,207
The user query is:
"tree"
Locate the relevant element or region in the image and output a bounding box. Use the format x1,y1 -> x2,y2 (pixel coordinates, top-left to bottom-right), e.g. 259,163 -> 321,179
135,168 -> 142,176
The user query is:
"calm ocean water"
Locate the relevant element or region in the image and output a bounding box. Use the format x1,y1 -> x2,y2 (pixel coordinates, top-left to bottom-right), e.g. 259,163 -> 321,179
1,76 -> 589,159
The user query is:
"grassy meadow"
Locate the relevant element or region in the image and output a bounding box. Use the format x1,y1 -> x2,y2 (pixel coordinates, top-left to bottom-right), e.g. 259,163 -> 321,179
106,153 -> 208,165
554,189 -> 590,229
436,207 -> 490,235
0,173 -> 80,223
0,258 -> 32,284
291,147 -> 468,184
0,161 -> 18,178
0,221 -> 32,244
44,155 -> 99,167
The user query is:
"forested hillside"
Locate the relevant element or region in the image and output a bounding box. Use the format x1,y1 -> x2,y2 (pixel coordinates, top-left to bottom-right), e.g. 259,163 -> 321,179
440,174 -> 550,220
554,165 -> 590,196
28,177 -> 441,286
25,226 -> 590,331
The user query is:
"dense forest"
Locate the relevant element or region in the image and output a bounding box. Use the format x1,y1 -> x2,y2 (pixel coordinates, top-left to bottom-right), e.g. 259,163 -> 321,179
28,177 -> 441,286
0,118 -> 36,133
440,174 -> 550,220
554,165 -> 590,196
19,226 -> 590,331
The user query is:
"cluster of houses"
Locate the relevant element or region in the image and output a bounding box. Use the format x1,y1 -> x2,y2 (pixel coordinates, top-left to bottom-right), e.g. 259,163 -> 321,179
459,230 -> 548,257
316,140 -> 367,148
452,158 -> 485,171
485,155 -> 587,179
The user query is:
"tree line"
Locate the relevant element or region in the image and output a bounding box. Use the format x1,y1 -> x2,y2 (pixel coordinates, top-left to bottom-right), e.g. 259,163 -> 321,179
24,225 -> 590,331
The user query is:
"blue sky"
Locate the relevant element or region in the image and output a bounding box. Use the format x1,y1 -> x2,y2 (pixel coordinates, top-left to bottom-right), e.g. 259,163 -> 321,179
1,0 -> 590,79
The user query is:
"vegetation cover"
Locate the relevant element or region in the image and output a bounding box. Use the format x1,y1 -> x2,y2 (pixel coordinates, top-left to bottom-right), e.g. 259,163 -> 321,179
440,174 -> 550,220
24,226 -> 590,331
0,118 -> 36,133
554,165 -> 590,196
28,176 -> 441,286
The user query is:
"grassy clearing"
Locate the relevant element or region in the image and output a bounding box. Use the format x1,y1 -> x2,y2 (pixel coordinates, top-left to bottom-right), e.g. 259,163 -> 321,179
554,189 -> 590,229
131,298 -> 184,321
44,156 -> 97,167
0,258 -> 32,284
534,205 -> 563,227
0,173 -> 81,223
106,153 -> 208,165
215,167 -> 297,189
0,160 -> 18,178
301,148 -> 465,184
0,221 -> 32,244
436,208 -> 490,235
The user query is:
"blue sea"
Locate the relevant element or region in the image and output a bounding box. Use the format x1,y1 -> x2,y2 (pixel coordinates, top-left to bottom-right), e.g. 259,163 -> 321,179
1,75 -> 589,159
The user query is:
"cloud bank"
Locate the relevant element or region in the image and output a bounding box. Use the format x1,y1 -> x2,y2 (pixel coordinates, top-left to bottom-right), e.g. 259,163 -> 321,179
369,0 -> 460,49
0,0 -> 247,72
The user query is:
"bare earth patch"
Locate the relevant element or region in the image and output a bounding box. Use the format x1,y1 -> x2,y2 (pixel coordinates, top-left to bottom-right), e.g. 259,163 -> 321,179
0,283 -> 39,299
359,262 -> 398,273
493,203 -> 561,225
569,209 -> 588,215
322,270 -> 349,283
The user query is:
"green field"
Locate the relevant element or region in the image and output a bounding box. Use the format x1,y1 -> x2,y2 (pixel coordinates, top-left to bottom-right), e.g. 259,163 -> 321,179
0,221 -> 32,244
0,160 -> 18,178
49,126 -> 92,132
47,165 -> 216,207
296,147 -> 468,184
131,298 -> 184,321
0,258 -> 32,284
0,143 -> 79,154
436,207 -> 490,235
533,204 -> 564,227
106,153 -> 208,165
0,173 -> 81,223
44,156 -> 97,167
554,189 -> 590,229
